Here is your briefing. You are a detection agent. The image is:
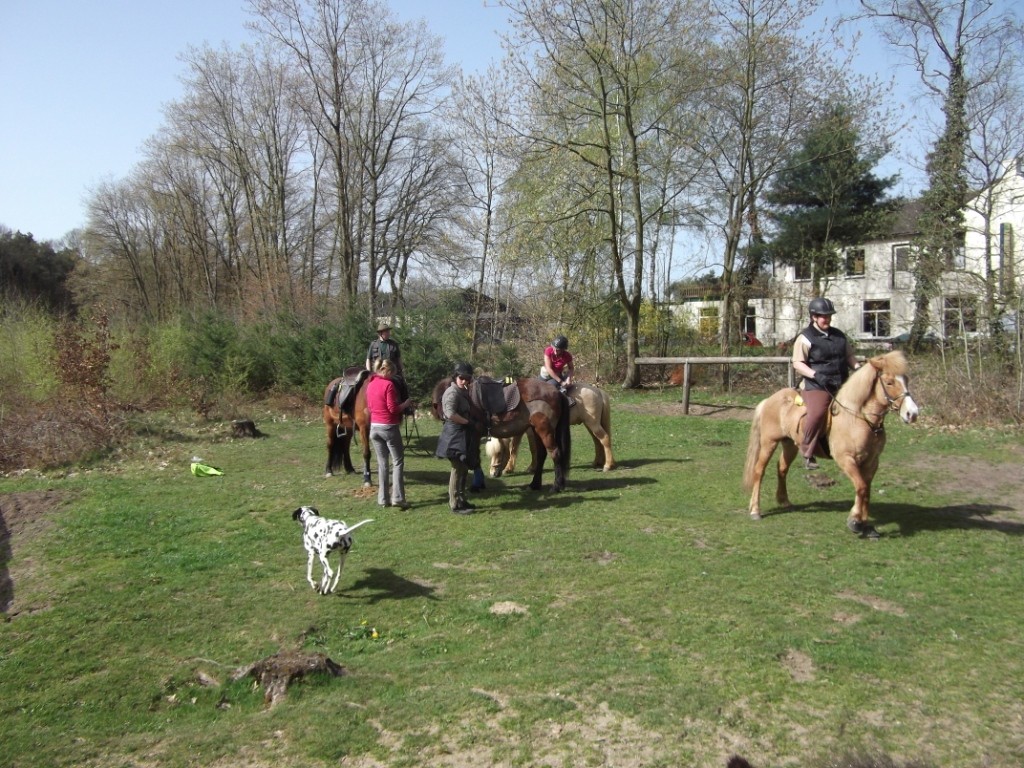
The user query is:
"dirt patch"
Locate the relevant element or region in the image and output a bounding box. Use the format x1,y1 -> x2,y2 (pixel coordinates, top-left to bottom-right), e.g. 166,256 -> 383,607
836,589 -> 907,616
489,601 -> 529,616
1,489 -> 74,615
780,648 -> 816,682
905,452 -> 1024,522
617,401 -> 757,420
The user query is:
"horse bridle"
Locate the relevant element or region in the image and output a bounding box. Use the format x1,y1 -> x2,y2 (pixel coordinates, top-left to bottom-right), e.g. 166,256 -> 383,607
832,370 -> 911,433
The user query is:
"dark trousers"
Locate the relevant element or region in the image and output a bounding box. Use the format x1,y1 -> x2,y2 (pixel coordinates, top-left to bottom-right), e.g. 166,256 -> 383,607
447,457 -> 469,510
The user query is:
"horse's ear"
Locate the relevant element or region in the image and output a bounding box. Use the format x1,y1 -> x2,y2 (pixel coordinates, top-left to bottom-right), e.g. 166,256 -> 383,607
867,354 -> 886,370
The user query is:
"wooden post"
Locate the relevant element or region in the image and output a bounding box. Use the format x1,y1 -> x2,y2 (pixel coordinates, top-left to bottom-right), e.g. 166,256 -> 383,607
682,362 -> 692,413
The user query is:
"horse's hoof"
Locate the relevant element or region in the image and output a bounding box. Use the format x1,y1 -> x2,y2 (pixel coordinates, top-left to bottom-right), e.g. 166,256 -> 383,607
750,513 -> 762,521
324,472 -> 333,478
847,519 -> 880,539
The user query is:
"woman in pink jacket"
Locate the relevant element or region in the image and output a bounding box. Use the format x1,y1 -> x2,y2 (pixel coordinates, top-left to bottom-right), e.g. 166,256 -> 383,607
365,360 -> 415,508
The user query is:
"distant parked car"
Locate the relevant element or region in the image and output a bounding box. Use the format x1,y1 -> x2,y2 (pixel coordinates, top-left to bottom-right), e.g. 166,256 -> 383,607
885,330 -> 943,348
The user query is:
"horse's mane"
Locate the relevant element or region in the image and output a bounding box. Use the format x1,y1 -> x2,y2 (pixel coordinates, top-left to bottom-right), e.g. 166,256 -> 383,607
837,350 -> 908,405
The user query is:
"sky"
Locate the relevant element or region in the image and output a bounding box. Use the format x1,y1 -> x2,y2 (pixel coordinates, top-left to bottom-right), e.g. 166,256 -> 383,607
0,0 -> 510,243
0,0 -> 932,245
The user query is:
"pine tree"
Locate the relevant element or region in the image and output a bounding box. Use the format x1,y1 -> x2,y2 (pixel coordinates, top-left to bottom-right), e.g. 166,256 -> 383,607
763,104 -> 898,295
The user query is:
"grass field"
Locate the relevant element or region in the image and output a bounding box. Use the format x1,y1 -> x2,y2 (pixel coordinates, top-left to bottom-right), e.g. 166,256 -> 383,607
1,387 -> 1022,768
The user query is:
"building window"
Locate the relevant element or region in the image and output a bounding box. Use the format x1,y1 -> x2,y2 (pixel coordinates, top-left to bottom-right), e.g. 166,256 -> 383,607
794,254 -> 839,281
945,243 -> 966,270
943,297 -> 977,336
845,248 -> 865,277
819,252 -> 840,277
893,244 -> 912,272
742,304 -> 756,336
698,307 -> 719,338
863,300 -> 891,338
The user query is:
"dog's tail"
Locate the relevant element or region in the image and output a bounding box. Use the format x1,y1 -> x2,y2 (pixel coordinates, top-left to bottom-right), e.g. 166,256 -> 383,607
342,518 -> 374,535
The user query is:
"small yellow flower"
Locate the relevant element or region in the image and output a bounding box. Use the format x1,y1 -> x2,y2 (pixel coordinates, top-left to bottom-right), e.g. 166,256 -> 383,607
371,629 -> 379,639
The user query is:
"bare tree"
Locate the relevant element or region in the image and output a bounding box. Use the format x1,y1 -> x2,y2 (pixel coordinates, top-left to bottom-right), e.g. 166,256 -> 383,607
249,0 -> 454,314
168,43 -> 309,317
857,0 -> 1024,349
694,0 -> 881,373
501,0 -> 709,387
445,67 -> 520,355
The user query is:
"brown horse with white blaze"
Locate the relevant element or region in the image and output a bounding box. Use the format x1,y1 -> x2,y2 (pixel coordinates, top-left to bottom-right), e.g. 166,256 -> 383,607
486,382 -> 614,475
742,351 -> 919,536
432,376 -> 572,492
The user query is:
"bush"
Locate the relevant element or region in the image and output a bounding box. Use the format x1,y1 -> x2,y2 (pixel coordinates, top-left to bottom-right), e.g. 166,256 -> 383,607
0,299 -> 58,406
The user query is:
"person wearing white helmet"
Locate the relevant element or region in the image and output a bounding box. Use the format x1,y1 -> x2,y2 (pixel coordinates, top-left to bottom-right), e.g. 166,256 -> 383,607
792,297 -> 861,470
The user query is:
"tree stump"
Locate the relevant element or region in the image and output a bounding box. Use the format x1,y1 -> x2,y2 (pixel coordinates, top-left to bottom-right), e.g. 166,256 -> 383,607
231,419 -> 263,438
231,650 -> 346,707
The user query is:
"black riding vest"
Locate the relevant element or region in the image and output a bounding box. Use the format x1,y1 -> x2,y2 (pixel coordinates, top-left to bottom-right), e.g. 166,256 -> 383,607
803,323 -> 849,392
368,338 -> 399,363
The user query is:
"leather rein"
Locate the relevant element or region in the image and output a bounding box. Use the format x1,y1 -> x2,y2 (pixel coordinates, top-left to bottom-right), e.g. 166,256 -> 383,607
831,370 -> 911,433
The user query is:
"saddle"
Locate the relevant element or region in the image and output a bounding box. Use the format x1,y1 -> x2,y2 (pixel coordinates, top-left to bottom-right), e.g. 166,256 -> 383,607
325,366 -> 370,412
472,376 -> 521,426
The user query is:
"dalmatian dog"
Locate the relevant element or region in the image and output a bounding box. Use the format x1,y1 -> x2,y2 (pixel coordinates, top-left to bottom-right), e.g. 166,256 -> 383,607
291,506 -> 373,594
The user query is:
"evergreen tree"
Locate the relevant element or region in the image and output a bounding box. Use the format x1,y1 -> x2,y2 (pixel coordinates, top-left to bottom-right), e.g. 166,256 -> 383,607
762,104 -> 898,294
911,53 -> 969,349
0,228 -> 79,313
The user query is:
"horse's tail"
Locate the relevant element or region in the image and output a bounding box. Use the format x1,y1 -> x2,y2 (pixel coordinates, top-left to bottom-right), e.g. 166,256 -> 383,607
600,390 -> 611,437
742,400 -> 765,492
556,396 -> 572,474
325,406 -> 347,474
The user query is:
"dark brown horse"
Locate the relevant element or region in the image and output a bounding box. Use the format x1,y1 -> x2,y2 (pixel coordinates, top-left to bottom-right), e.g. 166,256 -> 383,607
323,369 -> 373,485
432,376 -> 571,492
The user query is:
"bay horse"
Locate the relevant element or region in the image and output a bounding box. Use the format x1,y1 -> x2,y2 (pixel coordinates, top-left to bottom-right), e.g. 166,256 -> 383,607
322,369 -> 373,486
485,383 -> 614,476
742,351 -> 919,536
431,376 -> 572,492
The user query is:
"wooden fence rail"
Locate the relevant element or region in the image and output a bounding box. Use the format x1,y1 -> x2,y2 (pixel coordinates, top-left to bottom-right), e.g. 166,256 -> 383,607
633,356 -> 795,415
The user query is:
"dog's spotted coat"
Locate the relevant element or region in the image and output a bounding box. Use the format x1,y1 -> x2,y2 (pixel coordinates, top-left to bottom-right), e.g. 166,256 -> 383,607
291,506 -> 373,594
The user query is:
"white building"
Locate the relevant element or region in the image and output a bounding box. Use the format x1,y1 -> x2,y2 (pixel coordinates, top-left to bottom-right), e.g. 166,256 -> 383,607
673,158 -> 1024,347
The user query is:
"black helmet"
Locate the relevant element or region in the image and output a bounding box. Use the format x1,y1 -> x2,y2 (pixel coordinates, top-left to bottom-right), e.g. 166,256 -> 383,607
552,335 -> 569,350
808,297 -> 836,316
453,361 -> 474,378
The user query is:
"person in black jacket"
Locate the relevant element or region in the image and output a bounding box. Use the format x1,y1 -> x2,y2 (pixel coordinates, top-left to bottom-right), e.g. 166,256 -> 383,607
791,297 -> 861,470
367,321 -> 411,409
366,322 -> 403,375
435,362 -> 479,514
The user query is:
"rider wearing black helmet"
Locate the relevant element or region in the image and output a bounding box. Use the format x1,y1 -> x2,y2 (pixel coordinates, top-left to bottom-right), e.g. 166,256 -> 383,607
435,362 -> 478,514
542,335 -> 575,404
792,297 -> 861,470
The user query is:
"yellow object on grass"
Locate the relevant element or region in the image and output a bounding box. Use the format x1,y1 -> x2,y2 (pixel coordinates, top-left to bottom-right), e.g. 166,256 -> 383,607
190,462 -> 224,476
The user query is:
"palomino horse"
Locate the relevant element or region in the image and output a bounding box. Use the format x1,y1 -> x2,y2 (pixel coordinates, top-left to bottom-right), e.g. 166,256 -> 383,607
485,383 -> 614,476
431,376 -> 572,492
322,369 -> 375,486
742,351 -> 919,536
